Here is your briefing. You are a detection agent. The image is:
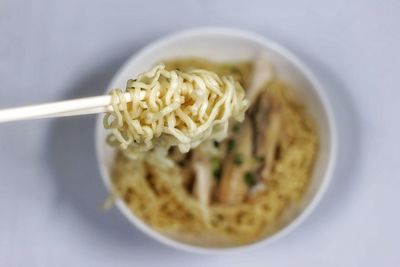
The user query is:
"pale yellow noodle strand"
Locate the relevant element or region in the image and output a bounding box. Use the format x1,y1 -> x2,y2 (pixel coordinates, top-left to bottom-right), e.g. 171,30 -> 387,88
104,63 -> 249,157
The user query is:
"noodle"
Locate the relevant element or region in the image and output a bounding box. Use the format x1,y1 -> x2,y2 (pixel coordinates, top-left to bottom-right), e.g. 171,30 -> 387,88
104,63 -> 249,158
108,59 -> 319,246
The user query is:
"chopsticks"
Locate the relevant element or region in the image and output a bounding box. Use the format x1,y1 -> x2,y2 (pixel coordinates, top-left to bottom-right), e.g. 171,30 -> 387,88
0,92 -> 143,123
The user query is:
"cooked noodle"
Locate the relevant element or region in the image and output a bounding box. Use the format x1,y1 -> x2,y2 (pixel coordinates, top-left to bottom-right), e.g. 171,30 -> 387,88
104,63 -> 249,158
107,58 -> 319,246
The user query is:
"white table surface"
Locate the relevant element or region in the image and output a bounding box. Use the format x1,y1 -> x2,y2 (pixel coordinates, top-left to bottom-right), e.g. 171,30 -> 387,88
1,0 -> 399,266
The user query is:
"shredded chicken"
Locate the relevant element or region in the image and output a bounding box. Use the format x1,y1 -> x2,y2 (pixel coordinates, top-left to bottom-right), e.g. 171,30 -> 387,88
192,151 -> 215,221
255,91 -> 282,180
246,53 -> 275,105
216,120 -> 253,204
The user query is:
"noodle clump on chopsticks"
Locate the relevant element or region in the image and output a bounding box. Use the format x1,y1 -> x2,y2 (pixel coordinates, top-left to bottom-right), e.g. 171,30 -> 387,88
103,63 -> 248,158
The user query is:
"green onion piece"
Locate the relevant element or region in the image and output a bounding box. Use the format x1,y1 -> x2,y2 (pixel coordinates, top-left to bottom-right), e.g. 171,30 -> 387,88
244,172 -> 256,186
221,64 -> 232,69
254,156 -> 265,163
232,123 -> 240,133
230,66 -> 240,74
213,140 -> 220,148
228,139 -> 236,152
211,157 -> 221,180
213,170 -> 221,181
211,157 -> 219,171
233,154 -> 243,165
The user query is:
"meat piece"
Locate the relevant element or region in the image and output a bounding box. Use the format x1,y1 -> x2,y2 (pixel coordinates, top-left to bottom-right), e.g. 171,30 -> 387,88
193,160 -> 214,206
255,92 -> 282,179
216,120 -> 253,204
192,151 -> 215,221
246,53 -> 275,105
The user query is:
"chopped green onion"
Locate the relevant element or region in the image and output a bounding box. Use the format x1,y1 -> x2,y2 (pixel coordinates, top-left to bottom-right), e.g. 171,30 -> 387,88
230,66 -> 240,74
228,139 -> 236,152
213,170 -> 221,181
222,64 -> 232,69
211,157 -> 219,171
244,172 -> 256,186
233,154 -> 243,165
211,157 -> 221,180
213,140 -> 220,148
253,156 -> 265,163
232,123 -> 240,133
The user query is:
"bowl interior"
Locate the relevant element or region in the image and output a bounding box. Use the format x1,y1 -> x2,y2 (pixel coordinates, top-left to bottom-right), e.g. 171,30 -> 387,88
95,28 -> 335,252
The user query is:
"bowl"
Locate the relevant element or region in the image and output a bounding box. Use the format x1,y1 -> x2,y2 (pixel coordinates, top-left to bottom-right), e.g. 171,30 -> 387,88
95,27 -> 337,254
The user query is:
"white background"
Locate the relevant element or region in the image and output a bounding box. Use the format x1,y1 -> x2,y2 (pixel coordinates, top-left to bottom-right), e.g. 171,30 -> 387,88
0,0 -> 399,266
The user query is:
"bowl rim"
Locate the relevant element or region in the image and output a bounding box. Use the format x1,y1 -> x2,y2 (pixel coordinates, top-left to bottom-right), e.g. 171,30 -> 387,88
95,26 -> 338,254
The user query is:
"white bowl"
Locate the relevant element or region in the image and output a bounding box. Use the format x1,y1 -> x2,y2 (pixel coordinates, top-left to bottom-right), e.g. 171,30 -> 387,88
95,27 -> 337,254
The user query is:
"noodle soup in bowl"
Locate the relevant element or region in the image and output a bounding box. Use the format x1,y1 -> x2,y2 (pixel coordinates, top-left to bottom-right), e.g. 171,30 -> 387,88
95,27 -> 337,253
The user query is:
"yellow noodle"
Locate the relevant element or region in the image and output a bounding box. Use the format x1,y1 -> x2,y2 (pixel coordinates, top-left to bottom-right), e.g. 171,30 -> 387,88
104,63 -> 248,157
109,59 -> 318,246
